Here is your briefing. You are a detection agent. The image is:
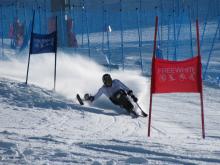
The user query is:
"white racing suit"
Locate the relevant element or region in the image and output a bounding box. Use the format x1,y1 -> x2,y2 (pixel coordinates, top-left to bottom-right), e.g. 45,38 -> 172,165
93,79 -> 135,114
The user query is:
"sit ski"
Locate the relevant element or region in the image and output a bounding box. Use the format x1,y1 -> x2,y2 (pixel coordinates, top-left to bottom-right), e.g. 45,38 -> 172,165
76,93 -> 147,118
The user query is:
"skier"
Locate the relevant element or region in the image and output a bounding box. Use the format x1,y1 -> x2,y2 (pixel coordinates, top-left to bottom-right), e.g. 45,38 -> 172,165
84,73 -> 147,117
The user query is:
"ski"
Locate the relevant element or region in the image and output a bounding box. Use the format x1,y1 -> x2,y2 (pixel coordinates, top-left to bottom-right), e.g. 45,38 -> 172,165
76,94 -> 84,105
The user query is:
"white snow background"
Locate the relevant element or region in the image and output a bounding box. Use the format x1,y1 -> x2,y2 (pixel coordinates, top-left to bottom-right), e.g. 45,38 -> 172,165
0,24 -> 220,164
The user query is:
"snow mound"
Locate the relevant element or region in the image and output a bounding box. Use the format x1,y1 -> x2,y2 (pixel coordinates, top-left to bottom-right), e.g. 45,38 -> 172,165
0,78 -> 72,110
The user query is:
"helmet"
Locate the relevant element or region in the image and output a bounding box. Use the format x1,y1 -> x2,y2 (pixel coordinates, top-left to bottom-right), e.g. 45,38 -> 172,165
102,73 -> 112,87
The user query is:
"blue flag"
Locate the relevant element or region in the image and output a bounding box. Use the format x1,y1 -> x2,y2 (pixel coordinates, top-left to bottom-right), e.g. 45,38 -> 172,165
30,31 -> 57,54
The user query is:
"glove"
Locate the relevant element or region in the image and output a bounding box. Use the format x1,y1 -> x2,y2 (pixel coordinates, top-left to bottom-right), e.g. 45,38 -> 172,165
89,96 -> 95,102
84,94 -> 94,102
127,90 -> 133,96
131,95 -> 138,102
84,94 -> 90,100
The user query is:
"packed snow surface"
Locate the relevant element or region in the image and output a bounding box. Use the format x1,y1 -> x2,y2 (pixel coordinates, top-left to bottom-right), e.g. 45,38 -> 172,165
0,53 -> 220,164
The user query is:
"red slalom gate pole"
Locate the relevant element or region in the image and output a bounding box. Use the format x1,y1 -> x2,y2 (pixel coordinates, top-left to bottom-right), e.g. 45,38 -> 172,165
196,19 -> 205,139
148,16 -> 158,137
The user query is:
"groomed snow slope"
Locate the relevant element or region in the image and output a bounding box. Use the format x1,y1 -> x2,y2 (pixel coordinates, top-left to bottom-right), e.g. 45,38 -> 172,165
0,54 -> 220,164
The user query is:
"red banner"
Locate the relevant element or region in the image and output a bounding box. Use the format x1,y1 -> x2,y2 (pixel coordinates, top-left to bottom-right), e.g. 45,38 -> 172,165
152,55 -> 202,93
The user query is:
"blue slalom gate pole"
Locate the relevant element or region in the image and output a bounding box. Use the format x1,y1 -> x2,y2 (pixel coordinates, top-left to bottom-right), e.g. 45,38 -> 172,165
189,16 -> 193,57
218,1 -> 220,40
54,16 -> 58,91
38,6 -> 42,34
167,14 -> 171,60
136,7 -> 143,73
21,3 -> 29,50
102,1 -> 105,51
160,0 -> 164,48
106,10 -> 111,70
188,6 -> 193,57
23,3 -> 26,23
219,0 -> 220,40
196,0 -> 199,19
0,5 -> 4,57
139,0 -> 143,45
26,10 -> 35,84
85,7 -> 91,58
155,6 -> 161,46
44,1 -> 47,34
188,5 -> 193,57
71,4 -> 77,52
81,2 -> 84,48
203,19 -> 220,80
173,9 -> 177,60
44,0 -> 48,33
176,9 -> 184,42
15,2 -> 18,20
60,9 -> 64,46
103,10 -> 111,68
120,0 -> 124,70
106,25 -> 111,70
219,19 -> 220,40
201,2 -> 210,46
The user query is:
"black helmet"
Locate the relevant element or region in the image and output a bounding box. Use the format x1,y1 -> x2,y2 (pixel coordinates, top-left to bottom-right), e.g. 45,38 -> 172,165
102,73 -> 112,87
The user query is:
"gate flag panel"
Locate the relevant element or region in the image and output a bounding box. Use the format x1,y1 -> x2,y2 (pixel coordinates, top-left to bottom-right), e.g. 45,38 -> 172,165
152,55 -> 202,93
30,32 -> 57,54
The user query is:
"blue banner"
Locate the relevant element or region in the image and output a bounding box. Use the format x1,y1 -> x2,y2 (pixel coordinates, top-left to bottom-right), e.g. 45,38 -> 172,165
30,31 -> 57,54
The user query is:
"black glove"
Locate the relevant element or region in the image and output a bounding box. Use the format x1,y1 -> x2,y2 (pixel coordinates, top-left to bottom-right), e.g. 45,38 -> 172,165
127,90 -> 133,96
84,94 -> 90,100
131,95 -> 138,102
84,94 -> 94,102
89,96 -> 94,102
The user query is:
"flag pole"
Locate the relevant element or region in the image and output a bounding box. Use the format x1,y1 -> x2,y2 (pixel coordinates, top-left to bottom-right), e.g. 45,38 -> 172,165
148,16 -> 158,137
188,5 -> 194,57
136,7 -> 143,73
102,1 -> 105,51
120,0 -> 124,70
196,19 -> 205,139
54,16 -> 58,91
0,5 -> 4,57
26,10 -> 35,84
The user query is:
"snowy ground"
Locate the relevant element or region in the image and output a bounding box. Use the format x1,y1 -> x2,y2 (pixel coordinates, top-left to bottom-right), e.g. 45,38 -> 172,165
0,52 -> 220,165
